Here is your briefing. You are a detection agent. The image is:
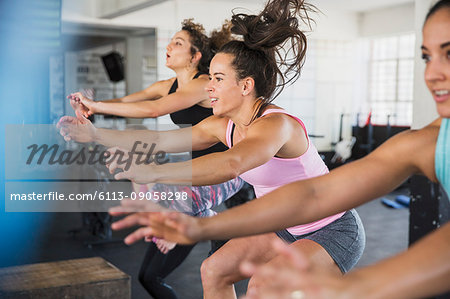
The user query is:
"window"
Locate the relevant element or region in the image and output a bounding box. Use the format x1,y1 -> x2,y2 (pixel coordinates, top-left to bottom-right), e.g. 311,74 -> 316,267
368,33 -> 415,125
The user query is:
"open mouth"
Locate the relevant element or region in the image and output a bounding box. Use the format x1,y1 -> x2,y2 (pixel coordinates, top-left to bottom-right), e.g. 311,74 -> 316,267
435,89 -> 449,96
434,89 -> 449,102
211,98 -> 218,105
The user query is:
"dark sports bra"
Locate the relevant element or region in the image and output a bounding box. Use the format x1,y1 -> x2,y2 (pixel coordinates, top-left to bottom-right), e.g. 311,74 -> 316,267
168,72 -> 227,158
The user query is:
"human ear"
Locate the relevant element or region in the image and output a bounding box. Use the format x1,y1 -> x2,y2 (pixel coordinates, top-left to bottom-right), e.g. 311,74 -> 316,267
191,51 -> 202,64
241,77 -> 255,96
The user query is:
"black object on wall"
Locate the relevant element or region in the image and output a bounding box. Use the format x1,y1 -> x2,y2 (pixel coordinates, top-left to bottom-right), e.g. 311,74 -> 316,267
352,124 -> 410,159
101,51 -> 124,82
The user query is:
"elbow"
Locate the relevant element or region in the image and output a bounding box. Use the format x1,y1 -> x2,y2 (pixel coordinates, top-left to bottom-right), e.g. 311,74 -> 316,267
144,108 -> 160,118
223,157 -> 244,181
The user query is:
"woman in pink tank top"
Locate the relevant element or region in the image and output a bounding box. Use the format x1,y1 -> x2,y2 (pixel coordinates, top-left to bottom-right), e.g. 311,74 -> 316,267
63,0 -> 364,297
105,1 -> 450,298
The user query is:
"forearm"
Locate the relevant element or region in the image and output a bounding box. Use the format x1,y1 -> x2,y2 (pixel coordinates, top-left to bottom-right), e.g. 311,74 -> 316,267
345,222 -> 450,299
146,151 -> 244,186
197,179 -> 322,240
94,127 -> 192,153
196,159 -> 405,241
92,101 -> 159,118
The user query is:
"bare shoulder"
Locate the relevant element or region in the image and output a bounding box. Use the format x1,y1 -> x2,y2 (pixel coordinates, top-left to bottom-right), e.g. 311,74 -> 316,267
181,74 -> 209,90
195,115 -> 230,143
371,119 -> 440,181
154,77 -> 176,95
198,115 -> 229,130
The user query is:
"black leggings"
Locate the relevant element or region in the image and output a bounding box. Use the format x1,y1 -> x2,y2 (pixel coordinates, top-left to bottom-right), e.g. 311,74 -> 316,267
139,242 -> 195,299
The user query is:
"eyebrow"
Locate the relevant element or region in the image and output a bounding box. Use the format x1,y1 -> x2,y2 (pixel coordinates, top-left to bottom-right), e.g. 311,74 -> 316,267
175,37 -> 185,42
421,41 -> 450,50
212,72 -> 226,76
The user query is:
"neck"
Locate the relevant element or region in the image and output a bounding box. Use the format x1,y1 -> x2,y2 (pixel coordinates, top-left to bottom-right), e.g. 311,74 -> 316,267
230,97 -> 263,129
174,67 -> 199,87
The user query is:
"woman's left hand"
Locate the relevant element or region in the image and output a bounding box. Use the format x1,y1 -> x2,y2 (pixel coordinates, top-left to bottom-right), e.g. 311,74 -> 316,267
106,146 -> 156,184
241,239 -> 356,299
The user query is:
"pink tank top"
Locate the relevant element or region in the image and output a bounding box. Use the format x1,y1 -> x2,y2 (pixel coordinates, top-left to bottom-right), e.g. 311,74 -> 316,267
226,109 -> 345,236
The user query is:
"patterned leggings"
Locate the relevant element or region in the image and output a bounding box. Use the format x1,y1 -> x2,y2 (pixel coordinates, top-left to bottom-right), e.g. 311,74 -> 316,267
140,177 -> 245,217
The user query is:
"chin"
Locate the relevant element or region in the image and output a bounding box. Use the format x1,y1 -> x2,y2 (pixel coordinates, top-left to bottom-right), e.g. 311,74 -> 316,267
437,105 -> 450,119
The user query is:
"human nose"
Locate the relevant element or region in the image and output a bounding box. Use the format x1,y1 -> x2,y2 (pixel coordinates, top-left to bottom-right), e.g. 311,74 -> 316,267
205,79 -> 214,93
425,56 -> 445,83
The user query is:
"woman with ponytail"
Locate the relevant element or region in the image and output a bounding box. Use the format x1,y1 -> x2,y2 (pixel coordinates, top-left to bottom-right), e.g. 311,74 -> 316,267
104,1 -> 450,298
64,19 -> 249,299
76,0 -> 365,297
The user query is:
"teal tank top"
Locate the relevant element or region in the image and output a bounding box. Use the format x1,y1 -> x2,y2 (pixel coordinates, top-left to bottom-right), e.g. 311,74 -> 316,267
435,118 -> 450,196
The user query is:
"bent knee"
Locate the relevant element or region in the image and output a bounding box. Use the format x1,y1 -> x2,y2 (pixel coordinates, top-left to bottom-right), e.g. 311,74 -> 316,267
201,255 -> 237,286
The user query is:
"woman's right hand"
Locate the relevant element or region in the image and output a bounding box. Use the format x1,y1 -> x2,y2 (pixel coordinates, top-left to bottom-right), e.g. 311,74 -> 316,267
153,237 -> 177,254
57,110 -> 97,143
109,199 -> 202,245
68,92 -> 96,117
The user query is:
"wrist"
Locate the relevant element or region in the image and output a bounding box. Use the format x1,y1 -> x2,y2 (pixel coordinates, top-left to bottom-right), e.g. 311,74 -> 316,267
92,127 -> 100,143
195,217 -> 208,242
342,270 -> 383,299
90,101 -> 100,114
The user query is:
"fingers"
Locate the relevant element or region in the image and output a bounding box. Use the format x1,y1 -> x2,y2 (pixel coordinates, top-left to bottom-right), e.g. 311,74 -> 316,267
111,213 -> 151,231
106,147 -> 129,174
75,110 -> 87,123
272,239 -> 309,270
114,170 -> 132,181
124,226 -> 160,245
164,212 -> 185,230
68,92 -> 85,100
57,116 -> 77,128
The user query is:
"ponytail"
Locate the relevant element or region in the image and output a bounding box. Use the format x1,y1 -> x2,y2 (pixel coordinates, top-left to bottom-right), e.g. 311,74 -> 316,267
219,0 -> 317,122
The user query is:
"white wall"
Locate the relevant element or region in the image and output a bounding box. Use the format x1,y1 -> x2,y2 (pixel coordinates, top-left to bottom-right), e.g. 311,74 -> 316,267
112,0 -> 263,31
412,0 -> 438,129
305,8 -> 360,150
359,3 -> 415,37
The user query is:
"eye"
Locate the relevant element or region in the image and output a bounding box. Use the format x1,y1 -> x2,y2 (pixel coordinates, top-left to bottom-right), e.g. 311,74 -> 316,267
447,50 -> 450,60
421,53 -> 430,63
216,77 -> 223,82
176,42 -> 182,46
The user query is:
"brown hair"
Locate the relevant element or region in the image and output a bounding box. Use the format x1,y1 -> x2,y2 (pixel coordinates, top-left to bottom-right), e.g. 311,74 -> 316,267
425,0 -> 450,24
181,19 -> 233,73
218,0 -> 317,122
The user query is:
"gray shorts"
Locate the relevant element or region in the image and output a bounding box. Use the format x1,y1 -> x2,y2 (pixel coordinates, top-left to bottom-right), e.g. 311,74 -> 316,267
275,209 -> 365,273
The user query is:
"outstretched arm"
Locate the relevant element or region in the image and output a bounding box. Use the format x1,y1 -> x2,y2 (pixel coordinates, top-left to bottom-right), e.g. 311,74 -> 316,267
109,113 -> 306,186
69,77 -> 210,118
111,127 -> 436,244
67,80 -> 169,117
195,129 -> 429,240
57,111 -> 222,154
